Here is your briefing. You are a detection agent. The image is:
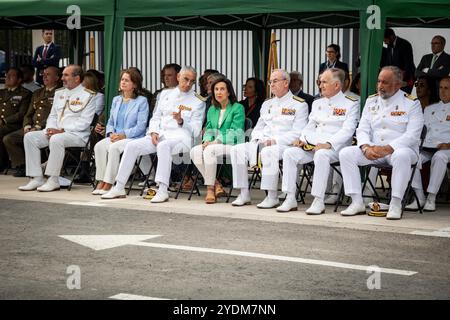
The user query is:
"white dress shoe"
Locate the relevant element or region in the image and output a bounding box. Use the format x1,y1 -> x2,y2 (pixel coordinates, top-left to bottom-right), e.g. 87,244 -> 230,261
405,198 -> 425,211
256,196 -> 279,209
92,189 -> 102,195
324,194 -> 338,205
386,205 -> 402,220
18,179 -> 45,191
231,194 -> 251,206
37,180 -> 60,192
101,187 -> 126,199
150,191 -> 169,203
305,198 -> 325,215
340,203 -> 366,216
277,197 -> 298,212
423,198 -> 436,212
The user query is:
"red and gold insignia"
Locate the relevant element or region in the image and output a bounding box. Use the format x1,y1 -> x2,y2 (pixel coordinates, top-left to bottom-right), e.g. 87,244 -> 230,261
390,111 -> 406,116
281,108 -> 296,115
333,108 -> 346,116
178,105 -> 192,111
446,115 -> 450,121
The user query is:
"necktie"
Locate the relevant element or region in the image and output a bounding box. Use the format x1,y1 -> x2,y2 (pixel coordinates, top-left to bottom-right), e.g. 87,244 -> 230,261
42,45 -> 48,60
430,54 -> 438,68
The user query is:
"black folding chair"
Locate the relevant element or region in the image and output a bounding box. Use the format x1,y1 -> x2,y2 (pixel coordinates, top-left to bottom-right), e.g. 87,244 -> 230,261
360,126 -> 427,215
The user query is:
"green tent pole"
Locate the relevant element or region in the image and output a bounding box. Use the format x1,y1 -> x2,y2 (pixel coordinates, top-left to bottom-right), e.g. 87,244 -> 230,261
359,6 -> 385,106
104,13 -> 124,120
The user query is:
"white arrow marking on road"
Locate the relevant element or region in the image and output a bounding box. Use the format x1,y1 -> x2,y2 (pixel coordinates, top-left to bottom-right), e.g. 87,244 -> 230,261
59,235 -> 417,276
110,293 -> 170,300
59,235 -> 162,250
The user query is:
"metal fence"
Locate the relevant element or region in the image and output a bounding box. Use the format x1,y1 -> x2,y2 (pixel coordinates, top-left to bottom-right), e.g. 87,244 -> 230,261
85,28 -> 353,98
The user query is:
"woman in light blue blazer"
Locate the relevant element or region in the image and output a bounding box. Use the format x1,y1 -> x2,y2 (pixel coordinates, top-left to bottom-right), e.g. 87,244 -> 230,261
92,68 -> 149,195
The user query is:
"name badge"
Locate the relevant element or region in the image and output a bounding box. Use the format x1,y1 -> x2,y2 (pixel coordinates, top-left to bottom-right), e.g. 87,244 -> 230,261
281,108 -> 296,115
333,108 -> 346,116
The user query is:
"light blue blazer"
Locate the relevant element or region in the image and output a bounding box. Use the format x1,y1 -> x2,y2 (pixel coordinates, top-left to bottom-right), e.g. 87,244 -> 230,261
106,95 -> 149,139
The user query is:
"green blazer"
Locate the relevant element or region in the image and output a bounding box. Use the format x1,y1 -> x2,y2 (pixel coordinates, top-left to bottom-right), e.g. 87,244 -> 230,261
203,102 -> 245,145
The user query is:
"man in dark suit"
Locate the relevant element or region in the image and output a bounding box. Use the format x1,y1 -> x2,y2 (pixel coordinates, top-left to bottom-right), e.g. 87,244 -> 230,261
415,35 -> 450,94
380,28 -> 416,94
289,71 -> 314,113
319,44 -> 349,75
32,30 -> 61,85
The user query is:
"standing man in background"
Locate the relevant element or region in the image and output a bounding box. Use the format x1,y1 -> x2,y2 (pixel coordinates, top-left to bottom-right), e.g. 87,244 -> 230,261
32,30 -> 61,85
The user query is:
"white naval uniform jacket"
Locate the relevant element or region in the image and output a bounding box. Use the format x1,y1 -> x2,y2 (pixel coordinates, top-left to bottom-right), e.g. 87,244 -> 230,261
147,87 -> 206,145
251,91 -> 309,146
357,89 -> 424,155
44,84 -> 97,143
423,101 -> 450,148
300,91 -> 360,152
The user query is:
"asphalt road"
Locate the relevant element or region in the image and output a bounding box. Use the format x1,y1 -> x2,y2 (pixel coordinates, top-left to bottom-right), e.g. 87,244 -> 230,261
1,198 -> 449,300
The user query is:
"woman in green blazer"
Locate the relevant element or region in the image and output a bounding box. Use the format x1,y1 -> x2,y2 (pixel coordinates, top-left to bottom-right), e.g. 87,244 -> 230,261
190,78 -> 245,203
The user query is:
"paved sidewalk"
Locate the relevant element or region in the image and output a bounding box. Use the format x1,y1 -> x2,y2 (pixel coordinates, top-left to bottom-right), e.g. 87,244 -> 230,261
1,175 -> 450,236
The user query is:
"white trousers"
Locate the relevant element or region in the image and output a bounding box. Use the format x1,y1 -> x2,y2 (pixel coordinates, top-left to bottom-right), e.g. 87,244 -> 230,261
282,147 -> 339,199
412,150 -> 450,194
94,137 -> 131,184
24,130 -> 85,178
190,143 -> 232,186
230,142 -> 289,190
339,146 -> 418,200
115,136 -> 190,187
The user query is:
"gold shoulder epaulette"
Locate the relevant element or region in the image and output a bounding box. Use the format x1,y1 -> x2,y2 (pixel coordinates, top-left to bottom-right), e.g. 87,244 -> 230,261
195,92 -> 207,102
84,88 -> 96,94
368,93 -> 379,98
345,95 -> 358,102
404,93 -> 417,101
292,95 -> 305,103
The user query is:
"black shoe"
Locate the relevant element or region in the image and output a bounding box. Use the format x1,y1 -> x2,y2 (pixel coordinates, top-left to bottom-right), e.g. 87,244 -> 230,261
13,167 -> 26,177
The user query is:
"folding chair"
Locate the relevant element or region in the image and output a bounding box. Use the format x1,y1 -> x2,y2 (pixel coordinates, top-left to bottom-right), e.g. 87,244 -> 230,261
127,153 -> 158,196
360,126 -> 427,215
62,115 -> 98,191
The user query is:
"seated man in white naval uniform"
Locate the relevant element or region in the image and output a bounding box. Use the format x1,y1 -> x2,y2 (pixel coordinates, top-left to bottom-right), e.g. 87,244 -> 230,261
230,69 -> 309,208
406,76 -> 450,212
277,68 -> 360,213
19,65 -> 97,192
339,66 -> 424,220
102,66 -> 206,203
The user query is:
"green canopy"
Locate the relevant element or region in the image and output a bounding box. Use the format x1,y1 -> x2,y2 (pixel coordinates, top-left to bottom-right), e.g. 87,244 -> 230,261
2,0 -> 450,110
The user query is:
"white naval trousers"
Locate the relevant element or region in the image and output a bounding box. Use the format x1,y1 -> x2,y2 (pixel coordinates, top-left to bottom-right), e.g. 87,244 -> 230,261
115,135 -> 190,187
230,142 -> 289,190
282,147 -> 339,199
24,130 -> 85,177
339,146 -> 418,200
190,143 -> 232,186
412,149 -> 450,194
94,137 -> 132,184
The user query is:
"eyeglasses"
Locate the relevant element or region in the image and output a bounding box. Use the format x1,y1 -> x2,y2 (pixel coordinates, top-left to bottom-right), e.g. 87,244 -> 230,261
431,42 -> 442,45
268,78 -> 286,85
182,77 -> 196,84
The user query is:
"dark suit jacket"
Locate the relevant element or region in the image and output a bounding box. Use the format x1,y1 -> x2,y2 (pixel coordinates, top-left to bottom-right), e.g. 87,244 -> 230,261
319,60 -> 349,75
415,51 -> 450,80
296,90 -> 314,114
32,43 -> 61,83
380,36 -> 416,85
